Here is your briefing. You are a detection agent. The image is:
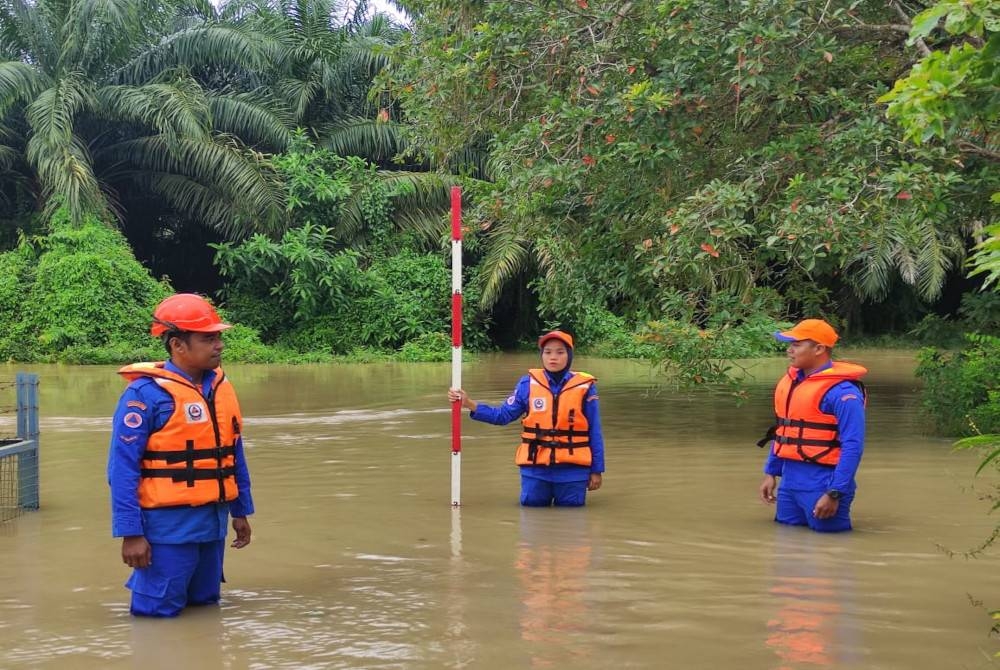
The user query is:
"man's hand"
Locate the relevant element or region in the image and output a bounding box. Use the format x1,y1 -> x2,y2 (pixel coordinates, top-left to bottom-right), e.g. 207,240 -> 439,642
122,536 -> 152,569
759,475 -> 777,504
813,494 -> 839,520
231,517 -> 252,549
588,473 -> 603,491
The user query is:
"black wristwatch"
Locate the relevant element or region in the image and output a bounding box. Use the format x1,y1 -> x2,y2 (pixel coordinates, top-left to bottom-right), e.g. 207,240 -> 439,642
826,490 -> 842,500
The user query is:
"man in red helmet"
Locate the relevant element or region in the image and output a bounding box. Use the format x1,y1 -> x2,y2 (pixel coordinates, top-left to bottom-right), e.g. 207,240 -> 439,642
107,293 -> 255,616
449,330 -> 605,506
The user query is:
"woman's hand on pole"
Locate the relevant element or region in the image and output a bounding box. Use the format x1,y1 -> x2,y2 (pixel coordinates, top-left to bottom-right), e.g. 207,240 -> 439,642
448,388 -> 475,411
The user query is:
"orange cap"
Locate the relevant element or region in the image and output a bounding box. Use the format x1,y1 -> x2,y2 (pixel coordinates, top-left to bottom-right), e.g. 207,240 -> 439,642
538,330 -> 574,349
774,319 -> 838,347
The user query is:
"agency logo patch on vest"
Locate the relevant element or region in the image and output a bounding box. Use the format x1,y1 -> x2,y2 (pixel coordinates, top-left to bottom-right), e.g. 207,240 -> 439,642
184,402 -> 209,423
532,397 -> 547,412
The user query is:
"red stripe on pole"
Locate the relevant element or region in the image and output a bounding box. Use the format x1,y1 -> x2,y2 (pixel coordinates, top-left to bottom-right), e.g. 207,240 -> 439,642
451,186 -> 462,239
452,402 -> 461,453
451,293 -> 463,346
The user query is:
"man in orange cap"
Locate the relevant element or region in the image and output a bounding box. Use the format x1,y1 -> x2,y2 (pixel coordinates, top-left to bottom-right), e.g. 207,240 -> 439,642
107,294 -> 255,616
449,330 -> 605,506
758,319 -> 868,532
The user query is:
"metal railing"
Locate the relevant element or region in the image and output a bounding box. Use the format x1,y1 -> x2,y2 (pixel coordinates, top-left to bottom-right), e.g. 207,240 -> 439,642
0,373 -> 40,523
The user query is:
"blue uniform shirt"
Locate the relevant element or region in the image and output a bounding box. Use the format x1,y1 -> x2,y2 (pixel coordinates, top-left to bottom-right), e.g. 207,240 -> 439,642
764,361 -> 866,493
107,361 -> 255,543
469,370 -> 605,483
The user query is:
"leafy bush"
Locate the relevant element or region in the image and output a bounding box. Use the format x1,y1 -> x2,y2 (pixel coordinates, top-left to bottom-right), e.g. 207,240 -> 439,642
916,333 -> 1000,436
0,209 -> 172,362
396,332 -> 453,362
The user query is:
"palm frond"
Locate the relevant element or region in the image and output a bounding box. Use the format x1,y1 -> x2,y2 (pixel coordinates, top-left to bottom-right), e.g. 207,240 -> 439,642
139,171 -> 263,233
0,142 -> 17,170
323,116 -> 404,161
23,74 -> 105,220
480,224 -> 531,309
62,0 -> 139,69
113,24 -> 279,85
0,60 -> 50,118
914,220 -> 960,301
208,90 -> 295,151
98,134 -> 286,235
276,74 -> 321,123
26,131 -> 105,220
95,78 -> 212,145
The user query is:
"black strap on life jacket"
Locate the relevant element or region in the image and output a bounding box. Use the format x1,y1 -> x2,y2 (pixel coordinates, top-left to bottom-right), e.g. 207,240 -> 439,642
756,424 -> 777,448
143,445 -> 236,463
523,423 -> 591,465
140,466 -> 237,487
141,438 -> 237,489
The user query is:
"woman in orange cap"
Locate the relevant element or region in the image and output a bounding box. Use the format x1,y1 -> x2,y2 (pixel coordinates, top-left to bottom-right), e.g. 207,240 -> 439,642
449,330 -> 605,506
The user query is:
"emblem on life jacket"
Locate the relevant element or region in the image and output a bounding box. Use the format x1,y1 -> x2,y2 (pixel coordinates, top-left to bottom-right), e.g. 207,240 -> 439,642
532,397 -> 547,412
184,402 -> 208,423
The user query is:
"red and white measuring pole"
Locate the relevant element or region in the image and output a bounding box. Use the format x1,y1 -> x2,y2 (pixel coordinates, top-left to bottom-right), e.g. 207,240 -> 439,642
450,185 -> 463,507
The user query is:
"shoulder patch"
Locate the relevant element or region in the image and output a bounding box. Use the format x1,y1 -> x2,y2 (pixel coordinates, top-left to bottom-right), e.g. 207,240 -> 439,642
506,395 -> 517,406
840,393 -> 860,402
126,400 -> 147,411
123,412 -> 143,429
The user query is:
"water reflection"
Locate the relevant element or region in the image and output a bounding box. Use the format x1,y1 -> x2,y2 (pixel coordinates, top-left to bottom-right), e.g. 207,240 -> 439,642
765,529 -> 860,669
515,509 -> 595,669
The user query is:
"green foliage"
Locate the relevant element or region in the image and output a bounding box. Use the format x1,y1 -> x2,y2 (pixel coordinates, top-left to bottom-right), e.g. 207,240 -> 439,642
0,208 -> 172,361
879,0 -> 998,148
216,225 -> 491,354
388,0 -> 997,370
969,223 -> 1000,291
0,0 -> 287,232
396,331 -> 452,362
916,333 -> 1000,436
640,289 -> 785,386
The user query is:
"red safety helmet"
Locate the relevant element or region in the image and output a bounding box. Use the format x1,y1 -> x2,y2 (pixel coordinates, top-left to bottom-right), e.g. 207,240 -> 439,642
537,330 -> 574,349
150,294 -> 231,337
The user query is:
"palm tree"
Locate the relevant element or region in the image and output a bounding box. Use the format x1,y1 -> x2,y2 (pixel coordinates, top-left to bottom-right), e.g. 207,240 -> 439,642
220,0 -> 480,249
0,0 -> 291,234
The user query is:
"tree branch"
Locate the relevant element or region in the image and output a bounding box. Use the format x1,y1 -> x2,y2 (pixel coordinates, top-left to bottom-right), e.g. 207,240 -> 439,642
957,140 -> 1000,162
889,0 -> 932,57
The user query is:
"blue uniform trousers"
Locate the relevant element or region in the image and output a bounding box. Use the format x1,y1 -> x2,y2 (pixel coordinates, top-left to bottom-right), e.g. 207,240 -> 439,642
775,488 -> 854,533
126,540 -> 226,617
520,474 -> 588,507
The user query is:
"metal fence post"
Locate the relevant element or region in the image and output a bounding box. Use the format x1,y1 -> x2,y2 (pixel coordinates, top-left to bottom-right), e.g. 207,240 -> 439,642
16,373 -> 39,509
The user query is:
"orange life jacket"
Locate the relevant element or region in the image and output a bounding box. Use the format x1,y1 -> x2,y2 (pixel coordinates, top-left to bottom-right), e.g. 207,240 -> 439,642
118,362 -> 241,509
517,369 -> 594,467
769,362 -> 868,466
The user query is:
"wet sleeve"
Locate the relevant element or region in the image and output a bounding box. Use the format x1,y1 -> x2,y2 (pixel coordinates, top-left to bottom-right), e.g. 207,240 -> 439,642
228,436 -> 254,518
582,383 -> 605,473
469,376 -> 530,425
763,449 -> 784,477
824,382 -> 866,492
107,384 -> 155,538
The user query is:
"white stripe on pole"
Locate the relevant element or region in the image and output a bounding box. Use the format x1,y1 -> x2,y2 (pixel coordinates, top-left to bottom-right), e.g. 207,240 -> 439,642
450,186 -> 462,507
